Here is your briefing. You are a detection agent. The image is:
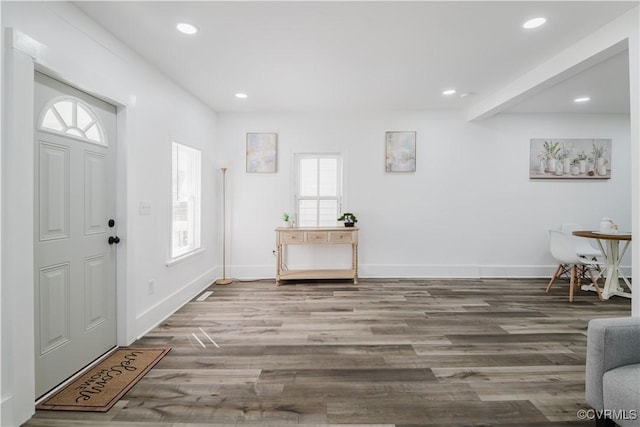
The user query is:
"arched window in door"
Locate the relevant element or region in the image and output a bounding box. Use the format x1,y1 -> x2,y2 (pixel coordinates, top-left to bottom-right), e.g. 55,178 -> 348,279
39,97 -> 106,146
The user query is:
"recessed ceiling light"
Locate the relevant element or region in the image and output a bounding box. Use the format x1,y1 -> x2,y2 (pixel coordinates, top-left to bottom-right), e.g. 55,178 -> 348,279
523,17 -> 546,29
442,89 -> 456,95
574,96 -> 591,103
235,93 -> 248,99
176,22 -> 198,35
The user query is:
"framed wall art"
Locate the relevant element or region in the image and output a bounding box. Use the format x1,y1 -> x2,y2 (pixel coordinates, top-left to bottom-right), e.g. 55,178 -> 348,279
385,131 -> 416,172
246,132 -> 277,173
529,138 -> 612,179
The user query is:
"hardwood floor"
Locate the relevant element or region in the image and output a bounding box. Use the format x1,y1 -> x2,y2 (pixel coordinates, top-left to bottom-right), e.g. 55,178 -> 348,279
24,278 -> 631,426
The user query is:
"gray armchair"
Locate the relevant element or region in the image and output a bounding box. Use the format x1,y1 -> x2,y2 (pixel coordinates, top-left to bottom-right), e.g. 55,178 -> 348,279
586,317 -> 640,427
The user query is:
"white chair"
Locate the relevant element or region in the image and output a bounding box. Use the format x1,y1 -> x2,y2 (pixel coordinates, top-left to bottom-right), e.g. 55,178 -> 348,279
546,230 -> 603,302
561,222 -> 604,280
560,222 -> 603,260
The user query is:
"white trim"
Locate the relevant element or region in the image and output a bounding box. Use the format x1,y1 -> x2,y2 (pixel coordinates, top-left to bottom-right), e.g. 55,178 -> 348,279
166,247 -> 206,267
3,29 -> 38,427
170,141 -> 202,262
2,27 -> 131,427
11,28 -> 44,59
629,6 -> 640,317
135,267 -> 216,339
220,263 -> 632,280
293,152 -> 343,227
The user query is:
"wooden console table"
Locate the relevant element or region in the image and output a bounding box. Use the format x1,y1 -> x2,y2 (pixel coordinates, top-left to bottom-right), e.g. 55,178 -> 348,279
275,226 -> 359,285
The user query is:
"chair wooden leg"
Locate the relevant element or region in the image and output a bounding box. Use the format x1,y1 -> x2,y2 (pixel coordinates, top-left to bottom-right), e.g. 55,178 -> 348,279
587,268 -> 603,301
569,265 -> 576,302
546,264 -> 563,293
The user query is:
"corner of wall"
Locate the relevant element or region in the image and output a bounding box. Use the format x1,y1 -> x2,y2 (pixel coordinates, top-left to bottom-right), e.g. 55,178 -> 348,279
135,267 -> 217,339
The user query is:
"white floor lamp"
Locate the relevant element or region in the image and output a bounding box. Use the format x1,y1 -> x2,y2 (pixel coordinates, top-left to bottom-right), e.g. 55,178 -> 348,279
215,167 -> 232,285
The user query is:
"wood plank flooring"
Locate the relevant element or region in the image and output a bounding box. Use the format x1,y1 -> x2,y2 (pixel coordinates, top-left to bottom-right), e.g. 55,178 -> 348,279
23,278 -> 631,426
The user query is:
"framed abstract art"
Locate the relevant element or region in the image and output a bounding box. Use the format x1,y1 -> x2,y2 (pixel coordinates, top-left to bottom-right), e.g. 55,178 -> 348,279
246,132 -> 277,173
385,131 -> 416,172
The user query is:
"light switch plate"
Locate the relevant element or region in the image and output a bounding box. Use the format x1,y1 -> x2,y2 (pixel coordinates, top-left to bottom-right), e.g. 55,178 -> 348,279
139,201 -> 151,216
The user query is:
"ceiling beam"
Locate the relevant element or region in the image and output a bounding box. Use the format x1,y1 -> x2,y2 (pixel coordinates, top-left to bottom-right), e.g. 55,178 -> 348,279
466,7 -> 638,122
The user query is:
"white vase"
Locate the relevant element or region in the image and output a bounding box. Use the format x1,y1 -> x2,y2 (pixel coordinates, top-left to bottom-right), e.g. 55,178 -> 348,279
538,159 -> 546,174
600,218 -> 613,233
547,158 -> 556,173
554,163 -> 563,176
598,165 -> 607,176
579,160 -> 586,174
571,166 -> 580,175
563,158 -> 571,174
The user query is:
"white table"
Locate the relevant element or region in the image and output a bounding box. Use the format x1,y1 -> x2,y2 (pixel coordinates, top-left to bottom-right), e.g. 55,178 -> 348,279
572,230 -> 631,300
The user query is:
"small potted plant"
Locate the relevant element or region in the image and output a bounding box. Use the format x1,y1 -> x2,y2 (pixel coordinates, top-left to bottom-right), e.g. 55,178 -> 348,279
337,212 -> 357,227
282,213 -> 292,228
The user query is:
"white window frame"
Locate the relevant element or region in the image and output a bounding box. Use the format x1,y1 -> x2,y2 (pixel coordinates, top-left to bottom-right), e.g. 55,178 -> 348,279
170,141 -> 202,262
294,153 -> 343,227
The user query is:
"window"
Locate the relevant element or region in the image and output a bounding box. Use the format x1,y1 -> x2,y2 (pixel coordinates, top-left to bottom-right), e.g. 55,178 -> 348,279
294,153 -> 342,227
39,97 -> 106,145
171,142 -> 201,259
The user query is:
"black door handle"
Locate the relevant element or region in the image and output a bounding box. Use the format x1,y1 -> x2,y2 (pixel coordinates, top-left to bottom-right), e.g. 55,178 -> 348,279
108,236 -> 120,245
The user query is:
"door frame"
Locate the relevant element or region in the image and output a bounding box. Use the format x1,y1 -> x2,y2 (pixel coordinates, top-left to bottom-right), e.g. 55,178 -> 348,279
2,28 -> 132,425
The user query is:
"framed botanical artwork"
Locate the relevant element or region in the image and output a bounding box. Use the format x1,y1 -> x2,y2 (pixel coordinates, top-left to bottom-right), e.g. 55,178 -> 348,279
385,131 -> 416,172
246,132 -> 277,173
529,138 -> 612,179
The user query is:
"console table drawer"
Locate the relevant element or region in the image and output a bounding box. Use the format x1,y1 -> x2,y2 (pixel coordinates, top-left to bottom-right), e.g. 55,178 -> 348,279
329,231 -> 354,243
305,232 -> 328,243
281,231 -> 305,243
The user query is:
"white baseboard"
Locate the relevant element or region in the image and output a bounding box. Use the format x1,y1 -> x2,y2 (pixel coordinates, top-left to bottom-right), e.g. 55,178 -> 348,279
360,264 -> 482,278
135,267 -> 217,339
1,394 -> 16,427
224,263 -> 632,280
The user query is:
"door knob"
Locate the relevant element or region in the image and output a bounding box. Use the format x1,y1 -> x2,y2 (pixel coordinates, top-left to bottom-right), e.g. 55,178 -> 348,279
108,236 -> 120,245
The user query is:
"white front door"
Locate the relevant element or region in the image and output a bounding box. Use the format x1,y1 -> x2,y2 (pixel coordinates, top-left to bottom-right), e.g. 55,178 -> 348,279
33,72 -> 117,398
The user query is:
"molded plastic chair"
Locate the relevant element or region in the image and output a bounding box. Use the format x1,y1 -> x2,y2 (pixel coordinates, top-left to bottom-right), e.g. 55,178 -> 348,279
561,222 -> 603,280
560,222 -> 603,260
546,229 -> 603,302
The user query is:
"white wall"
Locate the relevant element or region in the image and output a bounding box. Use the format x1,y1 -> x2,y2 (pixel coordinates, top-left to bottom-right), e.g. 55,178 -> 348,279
1,2 -> 220,425
628,7 -> 640,318
217,111 -> 631,279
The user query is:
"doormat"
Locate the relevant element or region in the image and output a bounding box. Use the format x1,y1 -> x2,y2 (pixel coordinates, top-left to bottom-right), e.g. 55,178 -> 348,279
36,347 -> 170,412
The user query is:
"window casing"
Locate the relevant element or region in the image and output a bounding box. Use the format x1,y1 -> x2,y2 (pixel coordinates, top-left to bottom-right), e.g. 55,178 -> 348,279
171,142 -> 201,259
294,153 -> 342,227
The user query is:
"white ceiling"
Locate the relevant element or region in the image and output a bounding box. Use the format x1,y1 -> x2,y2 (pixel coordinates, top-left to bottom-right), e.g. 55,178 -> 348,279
73,1 -> 636,115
